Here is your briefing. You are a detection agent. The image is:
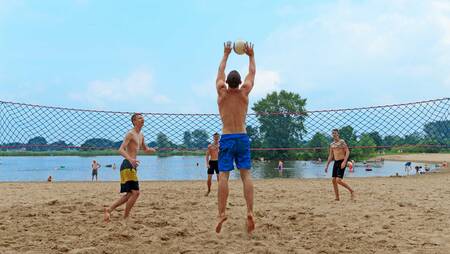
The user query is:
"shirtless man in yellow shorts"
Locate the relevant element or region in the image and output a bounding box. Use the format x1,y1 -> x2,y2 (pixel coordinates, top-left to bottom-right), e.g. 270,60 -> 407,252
104,113 -> 156,222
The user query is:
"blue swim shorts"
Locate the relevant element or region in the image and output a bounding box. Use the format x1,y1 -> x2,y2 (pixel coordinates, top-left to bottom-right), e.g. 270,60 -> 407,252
218,133 -> 251,171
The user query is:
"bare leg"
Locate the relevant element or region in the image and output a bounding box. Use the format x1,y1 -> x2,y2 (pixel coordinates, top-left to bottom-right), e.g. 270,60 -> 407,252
205,174 -> 212,196
216,172 -> 229,233
124,190 -> 140,219
104,193 -> 131,222
332,178 -> 340,201
336,178 -> 354,200
240,169 -> 255,234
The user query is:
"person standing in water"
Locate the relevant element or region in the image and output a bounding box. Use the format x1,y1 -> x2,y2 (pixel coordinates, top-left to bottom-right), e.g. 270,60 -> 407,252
91,160 -> 101,181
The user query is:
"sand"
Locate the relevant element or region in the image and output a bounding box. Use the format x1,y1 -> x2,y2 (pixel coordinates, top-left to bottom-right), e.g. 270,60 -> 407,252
373,153 -> 450,164
0,164 -> 449,254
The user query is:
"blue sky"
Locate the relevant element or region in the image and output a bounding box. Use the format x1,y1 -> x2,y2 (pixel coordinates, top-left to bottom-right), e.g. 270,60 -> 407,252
0,0 -> 449,113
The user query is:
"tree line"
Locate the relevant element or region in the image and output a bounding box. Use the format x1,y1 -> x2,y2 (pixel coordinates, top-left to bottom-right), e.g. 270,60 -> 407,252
0,129 -> 212,151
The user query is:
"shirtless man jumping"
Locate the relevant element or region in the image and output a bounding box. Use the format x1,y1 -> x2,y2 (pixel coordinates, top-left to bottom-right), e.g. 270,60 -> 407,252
205,133 -> 220,196
215,41 -> 256,234
104,113 -> 156,222
325,129 -> 355,201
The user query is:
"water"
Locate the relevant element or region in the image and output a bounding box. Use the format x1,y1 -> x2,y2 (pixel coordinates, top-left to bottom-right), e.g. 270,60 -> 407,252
0,156 -> 438,182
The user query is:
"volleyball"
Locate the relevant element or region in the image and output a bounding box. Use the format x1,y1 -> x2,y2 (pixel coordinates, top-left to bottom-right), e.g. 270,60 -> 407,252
233,40 -> 246,55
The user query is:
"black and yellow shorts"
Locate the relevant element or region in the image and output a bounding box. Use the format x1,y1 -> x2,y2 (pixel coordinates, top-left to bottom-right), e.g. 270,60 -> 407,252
120,159 -> 139,193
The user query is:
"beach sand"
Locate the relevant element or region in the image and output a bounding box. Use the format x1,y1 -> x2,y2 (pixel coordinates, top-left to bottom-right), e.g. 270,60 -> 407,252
1,167 -> 449,253
373,153 -> 450,164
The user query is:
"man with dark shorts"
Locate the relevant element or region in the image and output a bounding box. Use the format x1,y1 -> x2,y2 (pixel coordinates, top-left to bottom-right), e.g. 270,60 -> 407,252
205,133 -> 220,196
104,113 -> 156,222
215,41 -> 256,234
91,160 -> 101,181
325,129 -> 355,201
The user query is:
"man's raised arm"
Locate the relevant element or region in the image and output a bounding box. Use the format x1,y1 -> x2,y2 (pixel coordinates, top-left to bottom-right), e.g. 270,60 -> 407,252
216,41 -> 232,94
241,42 -> 256,95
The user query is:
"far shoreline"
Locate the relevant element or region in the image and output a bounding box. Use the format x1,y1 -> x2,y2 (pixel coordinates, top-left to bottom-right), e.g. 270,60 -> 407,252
370,153 -> 450,164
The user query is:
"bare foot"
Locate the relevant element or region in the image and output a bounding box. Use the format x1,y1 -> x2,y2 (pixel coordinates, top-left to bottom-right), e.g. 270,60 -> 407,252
334,198 -> 340,201
215,215 -> 227,233
247,214 -> 255,234
205,190 -> 210,197
104,208 -> 111,223
350,190 -> 355,200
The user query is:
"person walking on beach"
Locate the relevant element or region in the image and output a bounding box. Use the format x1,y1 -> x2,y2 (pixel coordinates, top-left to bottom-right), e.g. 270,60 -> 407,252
91,160 -> 101,181
104,113 -> 156,222
325,129 -> 355,201
215,41 -> 256,234
205,133 -> 220,196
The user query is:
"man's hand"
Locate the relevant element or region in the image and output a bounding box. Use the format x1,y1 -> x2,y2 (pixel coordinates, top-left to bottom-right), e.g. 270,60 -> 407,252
341,161 -> 346,169
244,42 -> 254,57
324,166 -> 328,173
224,41 -> 232,55
129,158 -> 140,168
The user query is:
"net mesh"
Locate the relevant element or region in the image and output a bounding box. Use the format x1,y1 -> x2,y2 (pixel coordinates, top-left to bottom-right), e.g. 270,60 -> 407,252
0,98 -> 448,152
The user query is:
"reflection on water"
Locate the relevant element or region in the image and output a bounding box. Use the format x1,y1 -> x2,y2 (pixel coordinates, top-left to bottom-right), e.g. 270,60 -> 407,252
0,156 -> 439,182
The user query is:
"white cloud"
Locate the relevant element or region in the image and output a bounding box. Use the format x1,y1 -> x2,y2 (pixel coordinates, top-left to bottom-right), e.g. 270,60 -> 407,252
253,69 -> 281,97
69,69 -> 171,111
257,0 -> 450,109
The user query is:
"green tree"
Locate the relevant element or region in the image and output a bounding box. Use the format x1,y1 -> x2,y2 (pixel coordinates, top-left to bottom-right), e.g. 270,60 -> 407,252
308,132 -> 330,159
246,125 -> 262,148
113,141 -> 123,149
339,126 -> 357,146
0,142 -> 24,151
403,132 -> 422,145
424,120 -> 450,144
353,134 -> 376,157
191,129 -> 209,148
156,132 -> 174,148
182,131 -> 193,148
80,138 -> 114,151
252,90 -> 307,159
383,135 -> 403,147
27,136 -> 48,151
49,140 -> 69,151
367,131 -> 383,147
418,137 -> 441,153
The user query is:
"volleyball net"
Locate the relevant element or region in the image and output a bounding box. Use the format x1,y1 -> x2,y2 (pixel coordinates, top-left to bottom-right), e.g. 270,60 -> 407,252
0,98 -> 448,154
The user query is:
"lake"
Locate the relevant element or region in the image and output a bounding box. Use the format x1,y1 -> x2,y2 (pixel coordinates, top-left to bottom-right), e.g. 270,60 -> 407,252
0,156 -> 437,182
